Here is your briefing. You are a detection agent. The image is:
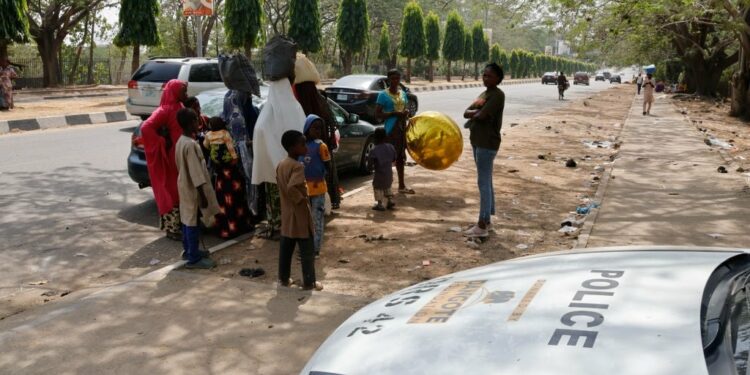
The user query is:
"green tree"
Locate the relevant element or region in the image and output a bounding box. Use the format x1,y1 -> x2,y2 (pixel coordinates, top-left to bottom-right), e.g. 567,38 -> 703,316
399,1 -> 425,83
490,43 -> 501,65
509,49 -> 520,78
288,0 -> 322,54
225,0 -> 262,59
114,0 -> 160,75
337,0 -> 369,75
442,10 -> 464,82
424,11 -> 440,82
499,50 -> 509,74
462,30 -> 472,81
378,21 -> 390,69
0,0 -> 29,62
471,22 -> 487,80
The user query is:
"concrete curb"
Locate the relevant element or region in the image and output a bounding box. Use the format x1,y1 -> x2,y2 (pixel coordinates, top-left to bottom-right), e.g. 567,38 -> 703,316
0,111 -> 136,135
409,78 -> 538,93
574,94 -> 638,249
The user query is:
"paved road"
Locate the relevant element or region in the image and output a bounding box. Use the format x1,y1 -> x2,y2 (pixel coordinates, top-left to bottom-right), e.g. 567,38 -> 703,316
0,80 -> 615,318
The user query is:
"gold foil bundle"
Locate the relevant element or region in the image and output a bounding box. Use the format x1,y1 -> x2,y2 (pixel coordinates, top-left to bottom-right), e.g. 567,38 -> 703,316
405,111 -> 463,170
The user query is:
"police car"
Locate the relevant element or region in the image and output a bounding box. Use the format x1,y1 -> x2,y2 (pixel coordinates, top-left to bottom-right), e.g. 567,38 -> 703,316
301,246 -> 750,375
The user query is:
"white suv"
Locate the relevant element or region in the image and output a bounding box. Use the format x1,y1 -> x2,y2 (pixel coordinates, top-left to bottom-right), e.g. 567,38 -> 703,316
126,58 -> 226,120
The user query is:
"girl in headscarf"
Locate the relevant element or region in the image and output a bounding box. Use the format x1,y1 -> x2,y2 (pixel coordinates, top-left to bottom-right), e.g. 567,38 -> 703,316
0,58 -> 18,110
141,79 -> 188,240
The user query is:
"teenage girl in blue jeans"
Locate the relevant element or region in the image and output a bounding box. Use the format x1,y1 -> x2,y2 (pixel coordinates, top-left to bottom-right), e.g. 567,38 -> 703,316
463,63 -> 506,238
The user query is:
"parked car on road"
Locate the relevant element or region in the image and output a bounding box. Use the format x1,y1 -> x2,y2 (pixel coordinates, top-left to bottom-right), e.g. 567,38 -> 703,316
324,75 -> 418,124
126,58 -> 225,120
573,72 -> 590,85
301,246 -> 750,375
128,85 -> 381,188
595,73 -> 606,81
609,74 -> 622,84
542,72 -> 558,85
602,71 -> 612,80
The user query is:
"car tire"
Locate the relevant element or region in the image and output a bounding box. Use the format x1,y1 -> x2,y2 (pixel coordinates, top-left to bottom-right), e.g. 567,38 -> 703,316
359,136 -> 375,175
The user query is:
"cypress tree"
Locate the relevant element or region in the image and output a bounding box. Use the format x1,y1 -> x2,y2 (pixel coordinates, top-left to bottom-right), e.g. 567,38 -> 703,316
114,0 -> 160,74
337,0 -> 369,75
490,43 -> 501,65
288,0 -> 322,54
378,21 -> 391,70
400,1 -> 426,83
470,22 -> 485,80
424,11 -> 440,82
462,30 -> 472,81
225,0 -> 263,59
442,10 -> 464,82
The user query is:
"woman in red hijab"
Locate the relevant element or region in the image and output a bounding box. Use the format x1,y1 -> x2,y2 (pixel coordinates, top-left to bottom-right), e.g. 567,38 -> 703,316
141,79 -> 188,240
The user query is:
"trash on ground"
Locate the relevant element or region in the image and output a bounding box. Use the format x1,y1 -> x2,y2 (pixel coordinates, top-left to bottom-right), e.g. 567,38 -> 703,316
516,244 -> 529,250
74,253 -> 88,257
707,233 -> 724,239
239,268 -> 265,278
148,258 -> 161,266
507,169 -> 519,173
29,280 -> 48,286
717,166 -> 728,173
576,202 -> 600,215
41,291 -> 56,297
565,159 -> 577,168
422,260 -> 431,266
558,226 -> 579,235
594,165 -> 605,173
706,137 -> 734,150
583,140 -> 613,149
338,258 -> 350,264
219,257 -> 232,265
448,226 -> 462,233
533,176 -> 543,181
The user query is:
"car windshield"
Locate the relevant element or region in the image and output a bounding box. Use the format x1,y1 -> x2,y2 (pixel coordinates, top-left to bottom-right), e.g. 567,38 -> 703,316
545,72 -> 556,76
332,76 -> 378,90
196,84 -> 270,118
131,61 -> 181,82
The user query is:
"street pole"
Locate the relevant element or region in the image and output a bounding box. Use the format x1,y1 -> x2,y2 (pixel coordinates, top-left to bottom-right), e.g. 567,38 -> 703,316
196,16 -> 204,58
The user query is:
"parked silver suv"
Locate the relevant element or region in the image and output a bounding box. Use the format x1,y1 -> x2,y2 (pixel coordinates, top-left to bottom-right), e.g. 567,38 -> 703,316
125,58 -> 225,120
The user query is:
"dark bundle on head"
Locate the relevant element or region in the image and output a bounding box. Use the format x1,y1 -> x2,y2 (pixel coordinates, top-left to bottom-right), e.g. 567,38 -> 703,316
485,63 -> 504,83
177,108 -> 198,130
209,116 -> 226,131
373,127 -> 386,144
281,130 -> 305,152
183,96 -> 199,109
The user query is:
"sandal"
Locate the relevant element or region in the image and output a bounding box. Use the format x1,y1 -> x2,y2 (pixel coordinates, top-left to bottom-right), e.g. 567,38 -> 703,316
372,204 -> 386,211
398,188 -> 415,194
279,278 -> 295,287
302,281 -> 324,291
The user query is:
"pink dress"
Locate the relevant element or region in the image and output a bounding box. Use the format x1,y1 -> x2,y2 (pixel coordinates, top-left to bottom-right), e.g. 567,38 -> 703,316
0,66 -> 17,109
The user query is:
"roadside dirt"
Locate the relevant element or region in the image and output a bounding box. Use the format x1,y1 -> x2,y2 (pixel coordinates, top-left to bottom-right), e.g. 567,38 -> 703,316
673,95 -> 750,174
189,85 -> 634,300
0,96 -> 127,121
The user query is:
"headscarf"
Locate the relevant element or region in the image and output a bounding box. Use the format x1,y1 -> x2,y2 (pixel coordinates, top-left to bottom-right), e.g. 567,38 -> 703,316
295,81 -> 337,148
140,79 -> 186,215
304,114 -> 322,135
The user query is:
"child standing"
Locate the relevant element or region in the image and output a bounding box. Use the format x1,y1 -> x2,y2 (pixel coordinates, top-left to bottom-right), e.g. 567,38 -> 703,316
276,130 -> 323,291
368,127 -> 397,211
300,115 -> 331,257
175,108 -> 220,269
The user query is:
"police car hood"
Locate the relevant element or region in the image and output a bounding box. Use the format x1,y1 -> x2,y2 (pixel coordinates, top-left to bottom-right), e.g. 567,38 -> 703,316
302,248 -> 746,375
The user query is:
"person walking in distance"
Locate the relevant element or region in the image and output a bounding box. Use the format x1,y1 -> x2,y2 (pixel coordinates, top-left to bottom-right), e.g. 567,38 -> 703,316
557,71 -> 568,100
636,73 -> 644,95
642,73 -> 656,115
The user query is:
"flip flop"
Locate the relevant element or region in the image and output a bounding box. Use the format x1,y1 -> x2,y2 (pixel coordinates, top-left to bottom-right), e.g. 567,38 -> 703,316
398,188 -> 416,194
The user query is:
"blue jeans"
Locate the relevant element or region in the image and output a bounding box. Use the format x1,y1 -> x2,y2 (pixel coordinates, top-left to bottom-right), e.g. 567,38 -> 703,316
309,194 -> 325,253
473,146 -> 497,224
182,224 -> 201,263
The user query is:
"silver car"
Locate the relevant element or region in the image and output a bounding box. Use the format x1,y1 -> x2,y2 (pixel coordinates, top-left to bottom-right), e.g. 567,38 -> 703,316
302,246 -> 750,375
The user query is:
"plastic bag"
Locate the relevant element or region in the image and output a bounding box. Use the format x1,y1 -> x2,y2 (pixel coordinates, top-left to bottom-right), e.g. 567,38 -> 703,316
294,53 -> 321,84
218,54 -> 260,97
263,35 -> 297,81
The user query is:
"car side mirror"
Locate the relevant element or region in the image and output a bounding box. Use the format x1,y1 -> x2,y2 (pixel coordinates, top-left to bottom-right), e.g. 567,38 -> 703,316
348,113 -> 359,123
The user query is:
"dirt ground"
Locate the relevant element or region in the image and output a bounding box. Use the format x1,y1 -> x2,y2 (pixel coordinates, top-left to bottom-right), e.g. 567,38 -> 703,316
0,95 -> 127,121
673,95 -> 750,173
185,85 -> 634,299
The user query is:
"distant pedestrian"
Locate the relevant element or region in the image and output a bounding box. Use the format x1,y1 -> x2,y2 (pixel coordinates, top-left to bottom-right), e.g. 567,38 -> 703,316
0,57 -> 18,110
141,80 -> 188,240
642,73 -> 656,115
375,69 -> 415,195
557,71 -> 568,100
300,115 -> 331,257
636,73 -> 644,95
276,130 -> 323,291
367,127 -> 396,211
175,108 -> 220,269
463,63 -> 505,238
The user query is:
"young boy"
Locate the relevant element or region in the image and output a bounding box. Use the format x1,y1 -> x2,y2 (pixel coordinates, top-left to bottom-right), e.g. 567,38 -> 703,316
277,130 -> 323,291
367,127 -> 397,211
300,115 -> 331,257
175,108 -> 220,269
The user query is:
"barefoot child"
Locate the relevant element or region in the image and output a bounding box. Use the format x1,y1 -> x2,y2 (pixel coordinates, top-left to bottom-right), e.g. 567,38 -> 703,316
175,108 -> 220,268
300,115 -> 331,257
367,127 -> 396,211
277,130 -> 323,291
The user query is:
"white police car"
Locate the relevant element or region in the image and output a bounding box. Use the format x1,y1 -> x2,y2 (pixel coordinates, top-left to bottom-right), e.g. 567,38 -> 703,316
301,246 -> 750,375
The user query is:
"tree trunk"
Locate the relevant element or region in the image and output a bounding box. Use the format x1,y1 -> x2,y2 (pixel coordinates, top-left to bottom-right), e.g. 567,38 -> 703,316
428,59 -> 434,82
474,61 -> 479,80
446,60 -> 452,82
131,45 -> 141,75
86,11 -> 96,85
36,31 -> 63,87
342,50 -> 353,75
243,40 -> 253,61
405,57 -> 413,83
461,61 -> 466,81
68,25 -> 88,84
0,41 -> 7,63
116,48 -> 127,83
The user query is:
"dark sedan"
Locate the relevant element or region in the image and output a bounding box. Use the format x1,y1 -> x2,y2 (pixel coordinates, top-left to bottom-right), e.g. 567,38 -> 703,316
610,75 -> 622,84
324,75 -> 418,124
542,72 -> 558,85
128,87 -> 381,188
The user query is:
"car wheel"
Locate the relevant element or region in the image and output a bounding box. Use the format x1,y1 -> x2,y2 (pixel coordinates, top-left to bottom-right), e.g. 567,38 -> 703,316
359,137 -> 375,175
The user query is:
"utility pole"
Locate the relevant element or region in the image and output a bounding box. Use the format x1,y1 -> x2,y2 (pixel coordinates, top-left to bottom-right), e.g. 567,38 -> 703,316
196,16 -> 204,57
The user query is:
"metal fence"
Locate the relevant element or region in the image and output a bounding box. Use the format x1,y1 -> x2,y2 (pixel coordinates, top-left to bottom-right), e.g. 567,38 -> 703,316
11,56 -> 133,88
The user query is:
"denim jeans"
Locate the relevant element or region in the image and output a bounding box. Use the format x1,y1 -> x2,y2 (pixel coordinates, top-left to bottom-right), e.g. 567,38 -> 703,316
279,236 -> 316,287
473,146 -> 497,224
181,224 -> 201,263
309,194 -> 326,253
